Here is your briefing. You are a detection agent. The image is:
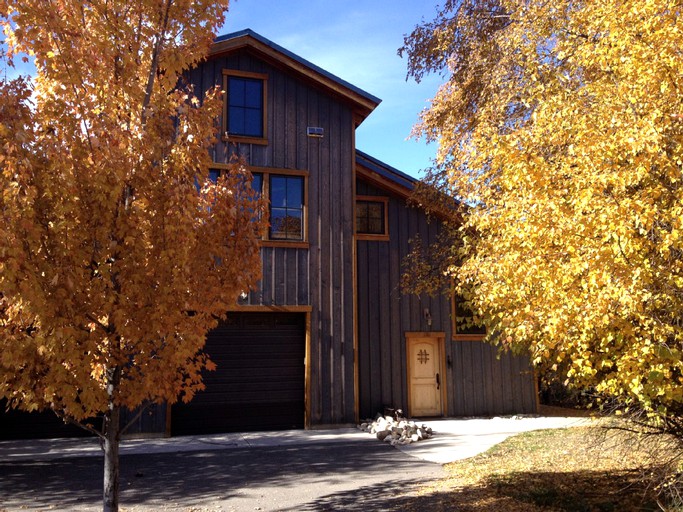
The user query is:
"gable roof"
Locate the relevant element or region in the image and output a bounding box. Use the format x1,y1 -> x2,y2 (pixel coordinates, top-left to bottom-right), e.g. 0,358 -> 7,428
355,149 -> 416,198
211,29 -> 381,125
356,150 -> 459,222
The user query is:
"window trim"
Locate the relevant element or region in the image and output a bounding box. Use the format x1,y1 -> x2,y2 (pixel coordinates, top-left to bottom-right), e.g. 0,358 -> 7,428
210,164 -> 309,248
355,195 -> 389,241
222,69 -> 269,146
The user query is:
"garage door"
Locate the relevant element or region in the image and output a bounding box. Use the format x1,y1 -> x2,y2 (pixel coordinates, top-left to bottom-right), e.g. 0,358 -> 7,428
0,400 -> 97,440
171,312 -> 306,435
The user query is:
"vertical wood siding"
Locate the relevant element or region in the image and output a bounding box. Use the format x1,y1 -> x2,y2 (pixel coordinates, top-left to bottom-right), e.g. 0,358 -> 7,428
191,49 -> 356,425
356,179 -> 537,419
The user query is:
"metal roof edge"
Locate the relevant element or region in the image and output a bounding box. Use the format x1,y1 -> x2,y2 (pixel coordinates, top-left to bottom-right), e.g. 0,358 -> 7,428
355,149 -> 416,191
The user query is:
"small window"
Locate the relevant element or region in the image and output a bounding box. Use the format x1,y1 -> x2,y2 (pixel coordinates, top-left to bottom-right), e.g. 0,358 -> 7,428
270,175 -> 304,240
452,294 -> 486,341
222,70 -> 268,144
356,196 -> 388,240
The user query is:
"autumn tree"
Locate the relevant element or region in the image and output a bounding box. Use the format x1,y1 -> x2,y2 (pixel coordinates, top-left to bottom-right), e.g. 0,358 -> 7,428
402,0 -> 683,433
0,1 -> 265,510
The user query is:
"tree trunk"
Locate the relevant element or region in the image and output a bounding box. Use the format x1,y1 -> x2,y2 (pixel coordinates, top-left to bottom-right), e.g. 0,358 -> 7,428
103,367 -> 122,512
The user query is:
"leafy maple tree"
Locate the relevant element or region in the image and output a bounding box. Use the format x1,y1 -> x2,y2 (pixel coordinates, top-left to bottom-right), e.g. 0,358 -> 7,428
0,1 -> 265,510
402,0 -> 683,432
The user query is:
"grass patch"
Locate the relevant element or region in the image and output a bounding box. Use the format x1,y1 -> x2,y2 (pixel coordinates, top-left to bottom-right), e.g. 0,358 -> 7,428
408,420 -> 663,511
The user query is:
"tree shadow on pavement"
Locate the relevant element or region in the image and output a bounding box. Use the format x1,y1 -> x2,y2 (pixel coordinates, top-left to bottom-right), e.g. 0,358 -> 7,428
0,442 -> 443,510
278,479 -> 454,512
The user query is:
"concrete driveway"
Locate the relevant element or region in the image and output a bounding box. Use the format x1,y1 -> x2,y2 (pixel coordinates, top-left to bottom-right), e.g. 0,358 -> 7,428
0,438 -> 443,511
0,414 -> 591,511
397,415 -> 592,463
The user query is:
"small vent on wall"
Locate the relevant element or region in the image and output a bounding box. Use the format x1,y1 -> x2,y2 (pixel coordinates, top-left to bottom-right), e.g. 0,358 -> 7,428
307,127 -> 324,138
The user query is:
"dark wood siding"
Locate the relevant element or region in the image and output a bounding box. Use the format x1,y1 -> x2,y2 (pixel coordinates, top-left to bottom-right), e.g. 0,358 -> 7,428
356,178 -> 537,419
191,49 -> 356,426
450,342 -> 536,416
356,179 -> 450,418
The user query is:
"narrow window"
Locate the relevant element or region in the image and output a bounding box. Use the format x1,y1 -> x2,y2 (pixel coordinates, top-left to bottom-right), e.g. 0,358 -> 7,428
209,169 -> 221,182
269,175 -> 304,240
251,172 -> 263,196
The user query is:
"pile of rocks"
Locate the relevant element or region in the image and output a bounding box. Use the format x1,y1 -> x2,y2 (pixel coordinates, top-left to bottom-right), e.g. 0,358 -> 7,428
358,414 -> 433,446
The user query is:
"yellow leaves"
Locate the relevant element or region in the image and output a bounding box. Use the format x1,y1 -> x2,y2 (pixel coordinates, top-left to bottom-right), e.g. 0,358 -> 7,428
405,0 -> 683,419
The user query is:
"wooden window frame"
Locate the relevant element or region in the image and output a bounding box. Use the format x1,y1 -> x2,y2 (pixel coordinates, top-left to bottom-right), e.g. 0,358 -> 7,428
222,69 -> 269,146
210,164 -> 309,249
355,195 -> 389,241
451,293 -> 486,342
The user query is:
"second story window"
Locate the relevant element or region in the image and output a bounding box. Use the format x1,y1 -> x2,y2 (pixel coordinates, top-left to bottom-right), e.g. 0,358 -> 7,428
222,70 -> 268,144
270,175 -> 304,240
209,164 -> 308,246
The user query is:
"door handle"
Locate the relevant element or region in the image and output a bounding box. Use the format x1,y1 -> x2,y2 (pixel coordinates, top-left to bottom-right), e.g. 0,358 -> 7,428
436,373 -> 440,390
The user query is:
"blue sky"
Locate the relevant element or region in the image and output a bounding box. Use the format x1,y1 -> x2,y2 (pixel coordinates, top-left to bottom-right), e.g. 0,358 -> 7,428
2,1 -> 444,178
224,1 -> 443,178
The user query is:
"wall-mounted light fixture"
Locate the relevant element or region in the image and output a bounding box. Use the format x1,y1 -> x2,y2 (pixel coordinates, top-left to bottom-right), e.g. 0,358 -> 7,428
423,308 -> 432,327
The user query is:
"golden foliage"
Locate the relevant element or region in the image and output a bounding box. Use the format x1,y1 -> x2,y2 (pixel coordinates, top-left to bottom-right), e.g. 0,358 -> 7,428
0,0 -> 266,424
402,0 -> 683,418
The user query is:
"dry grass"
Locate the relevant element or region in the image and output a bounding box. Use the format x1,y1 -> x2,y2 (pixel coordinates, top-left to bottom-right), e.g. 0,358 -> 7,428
407,419 -> 669,511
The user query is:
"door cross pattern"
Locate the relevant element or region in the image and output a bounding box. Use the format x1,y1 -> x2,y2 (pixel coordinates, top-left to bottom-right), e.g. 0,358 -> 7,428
417,349 -> 430,364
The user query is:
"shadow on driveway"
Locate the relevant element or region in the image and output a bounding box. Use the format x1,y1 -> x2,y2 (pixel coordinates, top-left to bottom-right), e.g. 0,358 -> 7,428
0,442 -> 443,511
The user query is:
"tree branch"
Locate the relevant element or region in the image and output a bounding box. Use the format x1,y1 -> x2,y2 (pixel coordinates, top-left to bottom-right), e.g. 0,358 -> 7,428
141,0 -> 173,124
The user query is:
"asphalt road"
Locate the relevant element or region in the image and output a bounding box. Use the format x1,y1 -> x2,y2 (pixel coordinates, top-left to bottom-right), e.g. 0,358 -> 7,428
0,442 -> 444,511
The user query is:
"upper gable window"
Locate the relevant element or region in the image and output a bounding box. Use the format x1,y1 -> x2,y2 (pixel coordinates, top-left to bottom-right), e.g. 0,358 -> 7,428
222,70 -> 268,145
356,196 -> 389,240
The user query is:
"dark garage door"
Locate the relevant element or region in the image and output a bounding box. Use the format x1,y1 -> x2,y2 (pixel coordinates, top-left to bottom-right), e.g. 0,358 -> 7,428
171,312 -> 306,435
0,400 -> 97,440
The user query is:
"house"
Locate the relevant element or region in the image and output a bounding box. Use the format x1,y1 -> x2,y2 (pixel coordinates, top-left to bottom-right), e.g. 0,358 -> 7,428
0,29 -> 537,439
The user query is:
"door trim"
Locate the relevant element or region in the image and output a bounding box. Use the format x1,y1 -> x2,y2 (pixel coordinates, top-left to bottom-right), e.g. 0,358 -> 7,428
405,332 -> 448,417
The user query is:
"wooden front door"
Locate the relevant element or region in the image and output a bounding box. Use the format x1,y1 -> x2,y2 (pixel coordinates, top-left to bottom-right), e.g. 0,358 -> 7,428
407,334 -> 445,417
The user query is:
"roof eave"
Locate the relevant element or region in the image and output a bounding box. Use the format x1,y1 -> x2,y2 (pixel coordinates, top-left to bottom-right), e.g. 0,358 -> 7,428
210,30 -> 381,123
355,150 -> 415,199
